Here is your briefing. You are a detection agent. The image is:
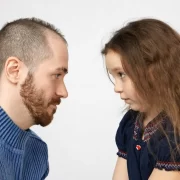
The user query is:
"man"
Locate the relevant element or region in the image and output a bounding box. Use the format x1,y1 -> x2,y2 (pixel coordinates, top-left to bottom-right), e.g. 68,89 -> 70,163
0,17 -> 68,179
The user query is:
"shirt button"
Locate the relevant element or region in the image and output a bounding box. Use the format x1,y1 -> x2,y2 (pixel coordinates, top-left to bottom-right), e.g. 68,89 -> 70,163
136,145 -> 141,150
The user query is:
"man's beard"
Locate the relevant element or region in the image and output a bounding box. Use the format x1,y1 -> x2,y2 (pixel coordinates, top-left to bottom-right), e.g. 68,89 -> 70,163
20,72 -> 60,127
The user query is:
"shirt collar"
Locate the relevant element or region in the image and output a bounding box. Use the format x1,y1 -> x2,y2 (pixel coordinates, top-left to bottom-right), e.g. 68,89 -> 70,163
0,107 -> 31,149
133,111 -> 166,142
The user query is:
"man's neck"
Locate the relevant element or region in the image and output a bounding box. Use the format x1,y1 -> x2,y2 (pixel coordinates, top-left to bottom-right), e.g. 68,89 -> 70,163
0,101 -> 34,130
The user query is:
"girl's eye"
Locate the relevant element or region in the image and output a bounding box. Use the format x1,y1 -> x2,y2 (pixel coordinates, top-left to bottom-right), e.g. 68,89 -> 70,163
118,72 -> 126,79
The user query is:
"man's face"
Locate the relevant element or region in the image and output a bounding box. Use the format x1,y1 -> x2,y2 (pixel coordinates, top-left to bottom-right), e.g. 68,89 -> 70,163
20,37 -> 68,126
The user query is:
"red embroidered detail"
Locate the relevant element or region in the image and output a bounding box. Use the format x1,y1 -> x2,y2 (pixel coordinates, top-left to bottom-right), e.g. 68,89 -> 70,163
133,119 -> 139,141
117,150 -> 127,159
133,112 -> 166,142
155,161 -> 180,171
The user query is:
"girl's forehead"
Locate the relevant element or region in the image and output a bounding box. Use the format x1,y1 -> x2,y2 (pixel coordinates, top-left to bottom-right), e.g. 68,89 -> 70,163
105,51 -> 124,70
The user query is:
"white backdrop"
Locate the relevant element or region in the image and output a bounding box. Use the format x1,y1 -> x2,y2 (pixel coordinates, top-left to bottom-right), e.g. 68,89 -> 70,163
0,0 -> 180,179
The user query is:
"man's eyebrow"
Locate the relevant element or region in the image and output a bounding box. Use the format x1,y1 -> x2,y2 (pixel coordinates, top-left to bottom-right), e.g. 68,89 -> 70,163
55,67 -> 68,74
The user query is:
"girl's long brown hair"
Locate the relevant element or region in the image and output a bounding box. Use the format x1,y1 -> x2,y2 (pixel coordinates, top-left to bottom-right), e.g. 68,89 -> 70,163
102,18 -> 180,158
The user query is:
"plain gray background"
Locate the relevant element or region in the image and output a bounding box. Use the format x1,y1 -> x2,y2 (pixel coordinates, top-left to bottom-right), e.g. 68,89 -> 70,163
0,0 -> 180,179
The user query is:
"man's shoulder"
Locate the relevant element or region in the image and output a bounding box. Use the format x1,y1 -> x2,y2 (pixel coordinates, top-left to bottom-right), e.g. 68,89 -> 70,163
28,129 -> 47,145
27,130 -> 49,157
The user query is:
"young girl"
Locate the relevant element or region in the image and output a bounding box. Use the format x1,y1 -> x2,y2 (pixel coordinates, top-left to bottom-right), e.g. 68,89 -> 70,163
101,18 -> 180,180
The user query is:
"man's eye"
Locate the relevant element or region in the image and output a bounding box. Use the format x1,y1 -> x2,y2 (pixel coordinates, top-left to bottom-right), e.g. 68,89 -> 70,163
55,74 -> 62,78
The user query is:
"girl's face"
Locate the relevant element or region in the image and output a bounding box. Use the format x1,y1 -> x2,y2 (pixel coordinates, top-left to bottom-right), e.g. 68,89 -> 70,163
105,50 -> 147,112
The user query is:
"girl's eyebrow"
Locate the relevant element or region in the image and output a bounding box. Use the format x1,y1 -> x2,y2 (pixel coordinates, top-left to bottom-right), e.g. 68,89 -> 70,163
108,67 -> 124,72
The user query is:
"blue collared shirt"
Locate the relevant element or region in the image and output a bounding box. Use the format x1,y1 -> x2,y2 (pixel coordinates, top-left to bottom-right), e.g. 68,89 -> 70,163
0,107 -> 49,180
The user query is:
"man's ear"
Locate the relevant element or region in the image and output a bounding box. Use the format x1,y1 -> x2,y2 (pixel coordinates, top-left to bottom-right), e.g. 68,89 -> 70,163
4,57 -> 22,84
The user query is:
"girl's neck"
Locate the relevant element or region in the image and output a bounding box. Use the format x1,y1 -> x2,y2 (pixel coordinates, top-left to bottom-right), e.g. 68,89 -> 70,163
142,108 -> 161,128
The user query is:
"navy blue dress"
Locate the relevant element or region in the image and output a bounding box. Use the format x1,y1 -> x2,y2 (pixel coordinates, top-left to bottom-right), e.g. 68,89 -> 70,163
116,110 -> 180,180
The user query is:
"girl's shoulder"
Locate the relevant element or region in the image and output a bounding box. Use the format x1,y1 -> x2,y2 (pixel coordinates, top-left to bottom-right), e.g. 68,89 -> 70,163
115,109 -> 138,156
149,117 -> 180,171
116,110 -> 138,141
118,109 -> 138,130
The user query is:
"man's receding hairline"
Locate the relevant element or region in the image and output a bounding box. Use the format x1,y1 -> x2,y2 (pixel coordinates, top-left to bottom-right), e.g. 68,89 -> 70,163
44,29 -> 67,42
43,29 -> 67,57
0,18 -> 68,74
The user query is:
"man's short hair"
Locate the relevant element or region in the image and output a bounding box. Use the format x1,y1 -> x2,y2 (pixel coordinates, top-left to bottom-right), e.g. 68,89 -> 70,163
0,17 -> 67,73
